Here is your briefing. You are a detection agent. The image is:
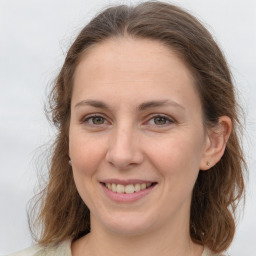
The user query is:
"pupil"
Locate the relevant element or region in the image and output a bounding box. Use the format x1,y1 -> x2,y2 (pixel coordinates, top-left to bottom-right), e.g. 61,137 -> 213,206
93,117 -> 104,124
154,117 -> 166,125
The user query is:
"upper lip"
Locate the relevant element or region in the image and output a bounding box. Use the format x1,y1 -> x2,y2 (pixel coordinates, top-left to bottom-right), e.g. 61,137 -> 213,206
100,179 -> 157,185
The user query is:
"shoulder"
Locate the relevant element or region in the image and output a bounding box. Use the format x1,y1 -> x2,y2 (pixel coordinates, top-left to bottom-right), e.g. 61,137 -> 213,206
7,245 -> 41,256
202,247 -> 228,256
8,240 -> 72,256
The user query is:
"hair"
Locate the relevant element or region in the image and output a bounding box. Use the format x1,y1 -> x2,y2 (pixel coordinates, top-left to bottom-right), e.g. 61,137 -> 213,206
30,1 -> 246,253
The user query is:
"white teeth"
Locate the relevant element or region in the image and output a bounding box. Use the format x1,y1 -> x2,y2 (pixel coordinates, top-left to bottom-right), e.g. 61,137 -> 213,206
140,183 -> 146,190
111,183 -> 117,192
105,182 -> 153,193
134,184 -> 141,192
125,184 -> 135,194
116,184 -> 125,193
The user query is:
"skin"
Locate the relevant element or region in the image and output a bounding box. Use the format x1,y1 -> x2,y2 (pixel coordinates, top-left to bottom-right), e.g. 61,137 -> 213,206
69,38 -> 231,256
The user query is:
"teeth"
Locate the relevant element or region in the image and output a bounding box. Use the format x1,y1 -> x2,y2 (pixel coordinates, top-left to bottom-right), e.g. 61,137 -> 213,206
134,184 -> 141,192
105,183 -> 153,193
116,184 -> 125,193
140,183 -> 146,190
125,184 -> 135,194
111,183 -> 117,192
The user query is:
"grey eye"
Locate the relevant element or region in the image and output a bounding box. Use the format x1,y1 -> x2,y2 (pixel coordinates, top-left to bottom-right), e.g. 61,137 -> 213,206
153,116 -> 169,125
89,116 -> 106,125
147,115 -> 173,126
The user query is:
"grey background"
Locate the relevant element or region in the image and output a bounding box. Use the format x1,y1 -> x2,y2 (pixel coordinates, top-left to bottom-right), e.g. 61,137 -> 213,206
0,0 -> 255,255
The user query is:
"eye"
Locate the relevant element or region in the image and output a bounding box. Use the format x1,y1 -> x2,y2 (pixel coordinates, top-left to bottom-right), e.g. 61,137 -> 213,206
147,115 -> 174,126
82,115 -> 108,126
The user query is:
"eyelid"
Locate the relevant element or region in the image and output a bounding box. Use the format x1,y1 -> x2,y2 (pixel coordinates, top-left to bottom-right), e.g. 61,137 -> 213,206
79,113 -> 175,127
80,113 -> 110,125
144,114 -> 176,126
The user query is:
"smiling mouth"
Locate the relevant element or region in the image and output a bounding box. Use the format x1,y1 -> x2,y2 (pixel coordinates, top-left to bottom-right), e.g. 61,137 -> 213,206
103,182 -> 157,194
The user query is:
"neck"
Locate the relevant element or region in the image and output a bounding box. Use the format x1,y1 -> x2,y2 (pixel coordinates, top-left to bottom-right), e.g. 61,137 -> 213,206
72,215 -> 203,256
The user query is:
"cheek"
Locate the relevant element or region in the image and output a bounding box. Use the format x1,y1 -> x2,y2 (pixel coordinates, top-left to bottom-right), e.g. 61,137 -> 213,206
146,134 -> 203,181
69,134 -> 107,181
70,135 -> 107,207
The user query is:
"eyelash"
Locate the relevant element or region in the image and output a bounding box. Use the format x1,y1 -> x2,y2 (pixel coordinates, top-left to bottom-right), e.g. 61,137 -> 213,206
81,114 -> 109,126
80,114 -> 175,127
146,114 -> 175,126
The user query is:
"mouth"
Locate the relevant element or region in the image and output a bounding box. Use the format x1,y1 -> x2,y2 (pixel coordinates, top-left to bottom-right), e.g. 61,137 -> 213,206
102,182 -> 157,194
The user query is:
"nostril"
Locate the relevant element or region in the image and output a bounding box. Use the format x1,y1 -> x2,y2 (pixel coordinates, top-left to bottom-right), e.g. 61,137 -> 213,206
106,149 -> 144,169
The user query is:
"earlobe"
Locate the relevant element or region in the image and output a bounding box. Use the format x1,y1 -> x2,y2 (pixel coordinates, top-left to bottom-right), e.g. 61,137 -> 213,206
200,116 -> 232,170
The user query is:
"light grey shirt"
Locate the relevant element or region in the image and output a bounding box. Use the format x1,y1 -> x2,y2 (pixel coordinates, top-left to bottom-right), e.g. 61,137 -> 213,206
8,240 -> 225,256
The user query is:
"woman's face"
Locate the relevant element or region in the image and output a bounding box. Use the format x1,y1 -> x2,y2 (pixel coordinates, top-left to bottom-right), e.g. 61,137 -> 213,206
69,38 -> 210,236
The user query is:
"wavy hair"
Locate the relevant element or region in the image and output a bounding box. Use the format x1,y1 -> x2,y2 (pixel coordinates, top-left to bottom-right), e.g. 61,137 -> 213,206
30,1 -> 246,253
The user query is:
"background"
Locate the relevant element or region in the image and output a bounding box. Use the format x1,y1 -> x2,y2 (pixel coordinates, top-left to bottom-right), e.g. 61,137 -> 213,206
0,0 -> 255,255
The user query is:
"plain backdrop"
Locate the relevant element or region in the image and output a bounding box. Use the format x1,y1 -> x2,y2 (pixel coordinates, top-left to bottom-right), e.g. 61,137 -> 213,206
0,0 -> 255,255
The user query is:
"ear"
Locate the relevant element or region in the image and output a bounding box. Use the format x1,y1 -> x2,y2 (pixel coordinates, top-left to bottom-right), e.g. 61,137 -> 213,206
200,116 -> 232,170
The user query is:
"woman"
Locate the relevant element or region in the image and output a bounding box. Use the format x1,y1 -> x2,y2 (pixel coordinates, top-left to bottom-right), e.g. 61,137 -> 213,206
10,1 -> 245,256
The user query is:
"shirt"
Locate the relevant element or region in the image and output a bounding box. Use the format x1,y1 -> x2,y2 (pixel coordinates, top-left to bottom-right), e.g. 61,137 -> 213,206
8,239 -> 225,256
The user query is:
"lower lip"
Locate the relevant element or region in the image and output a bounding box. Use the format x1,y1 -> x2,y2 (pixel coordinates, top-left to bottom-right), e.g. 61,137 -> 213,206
101,183 -> 156,203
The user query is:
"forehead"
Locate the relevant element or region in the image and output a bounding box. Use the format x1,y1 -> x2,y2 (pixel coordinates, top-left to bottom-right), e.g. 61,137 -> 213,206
72,37 -> 201,111
75,37 -> 195,83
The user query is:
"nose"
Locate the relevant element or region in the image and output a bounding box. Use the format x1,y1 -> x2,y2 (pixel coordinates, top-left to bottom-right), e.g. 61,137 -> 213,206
105,125 -> 144,169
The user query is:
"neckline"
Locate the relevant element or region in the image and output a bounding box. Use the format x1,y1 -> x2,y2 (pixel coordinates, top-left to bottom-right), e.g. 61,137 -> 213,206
66,239 -> 215,256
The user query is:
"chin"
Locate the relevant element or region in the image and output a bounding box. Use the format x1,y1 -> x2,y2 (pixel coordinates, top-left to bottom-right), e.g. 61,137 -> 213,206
97,211 -> 155,236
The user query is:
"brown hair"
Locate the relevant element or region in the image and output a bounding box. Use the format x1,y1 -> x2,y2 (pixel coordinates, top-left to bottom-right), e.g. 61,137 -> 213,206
30,1 -> 246,253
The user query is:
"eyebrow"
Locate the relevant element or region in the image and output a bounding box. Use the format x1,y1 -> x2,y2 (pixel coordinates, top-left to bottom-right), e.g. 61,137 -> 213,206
75,99 -> 109,109
75,99 -> 185,111
138,99 -> 185,111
